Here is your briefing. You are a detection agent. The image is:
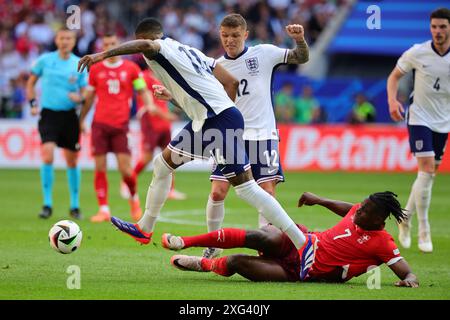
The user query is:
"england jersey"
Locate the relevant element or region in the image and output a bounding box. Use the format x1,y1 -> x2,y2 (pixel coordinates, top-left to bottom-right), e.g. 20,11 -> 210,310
216,44 -> 288,140
397,40 -> 450,133
144,37 -> 235,131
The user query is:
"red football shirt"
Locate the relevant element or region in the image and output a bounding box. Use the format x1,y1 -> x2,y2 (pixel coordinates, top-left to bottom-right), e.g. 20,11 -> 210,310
137,69 -> 171,132
88,59 -> 142,128
307,203 -> 402,282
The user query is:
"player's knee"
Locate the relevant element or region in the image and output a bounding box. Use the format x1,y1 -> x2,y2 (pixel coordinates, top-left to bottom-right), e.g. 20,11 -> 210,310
246,229 -> 277,248
210,188 -> 227,202
226,254 -> 247,272
153,153 -> 173,177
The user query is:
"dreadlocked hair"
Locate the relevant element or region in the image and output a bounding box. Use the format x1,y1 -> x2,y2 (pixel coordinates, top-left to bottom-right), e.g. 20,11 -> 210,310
368,191 -> 407,223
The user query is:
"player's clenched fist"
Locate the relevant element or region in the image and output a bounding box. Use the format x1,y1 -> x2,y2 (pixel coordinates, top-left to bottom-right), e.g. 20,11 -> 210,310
298,192 -> 322,207
78,52 -> 106,72
285,24 -> 305,41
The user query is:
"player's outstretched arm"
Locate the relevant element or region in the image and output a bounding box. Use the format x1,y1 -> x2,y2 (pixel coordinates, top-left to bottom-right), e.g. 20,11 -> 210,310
298,192 -> 353,217
387,67 -> 406,122
389,259 -> 419,288
78,40 -> 161,72
285,24 -> 309,65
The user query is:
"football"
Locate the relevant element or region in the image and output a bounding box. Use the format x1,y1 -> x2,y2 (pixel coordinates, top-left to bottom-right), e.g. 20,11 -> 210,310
48,220 -> 83,254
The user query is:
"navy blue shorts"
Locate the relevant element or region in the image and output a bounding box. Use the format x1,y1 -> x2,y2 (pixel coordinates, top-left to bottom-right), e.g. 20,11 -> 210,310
168,107 -> 250,178
210,139 -> 284,184
408,125 -> 448,164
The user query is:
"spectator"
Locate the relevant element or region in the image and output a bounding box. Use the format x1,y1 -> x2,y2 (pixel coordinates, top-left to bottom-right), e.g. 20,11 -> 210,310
348,93 -> 376,124
275,82 -> 296,123
294,85 -> 321,124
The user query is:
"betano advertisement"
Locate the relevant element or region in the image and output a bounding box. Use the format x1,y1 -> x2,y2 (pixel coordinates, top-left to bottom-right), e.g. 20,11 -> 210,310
0,120 -> 449,172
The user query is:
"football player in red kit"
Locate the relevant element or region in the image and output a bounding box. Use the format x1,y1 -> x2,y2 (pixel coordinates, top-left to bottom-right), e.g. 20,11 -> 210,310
120,66 -> 187,201
79,33 -> 154,222
161,191 -> 419,287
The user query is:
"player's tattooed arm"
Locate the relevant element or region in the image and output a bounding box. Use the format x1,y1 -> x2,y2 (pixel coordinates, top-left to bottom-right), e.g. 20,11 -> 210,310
285,24 -> 309,64
78,40 -> 161,72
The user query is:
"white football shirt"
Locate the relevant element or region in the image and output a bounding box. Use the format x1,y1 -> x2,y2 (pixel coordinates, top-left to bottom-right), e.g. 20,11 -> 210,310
216,44 -> 288,140
397,40 -> 450,133
144,37 -> 235,131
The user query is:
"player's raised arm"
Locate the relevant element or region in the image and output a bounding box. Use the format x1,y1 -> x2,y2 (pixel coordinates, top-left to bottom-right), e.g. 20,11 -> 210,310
389,259 -> 419,288
298,192 -> 353,217
78,40 -> 161,72
387,67 -> 406,122
212,63 -> 239,102
285,24 -> 309,64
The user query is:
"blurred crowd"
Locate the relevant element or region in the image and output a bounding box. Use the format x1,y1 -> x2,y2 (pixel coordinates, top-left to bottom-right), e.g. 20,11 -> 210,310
0,0 -> 348,119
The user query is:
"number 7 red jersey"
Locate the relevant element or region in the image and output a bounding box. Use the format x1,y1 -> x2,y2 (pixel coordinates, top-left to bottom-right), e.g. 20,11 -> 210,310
88,59 -> 143,128
307,204 -> 402,282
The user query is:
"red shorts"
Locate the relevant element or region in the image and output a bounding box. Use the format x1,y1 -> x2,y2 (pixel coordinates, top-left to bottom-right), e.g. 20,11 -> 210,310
91,122 -> 130,156
259,224 -> 309,282
140,117 -> 171,153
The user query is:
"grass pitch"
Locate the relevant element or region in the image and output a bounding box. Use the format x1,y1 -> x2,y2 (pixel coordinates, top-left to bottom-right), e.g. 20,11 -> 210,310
0,169 -> 449,300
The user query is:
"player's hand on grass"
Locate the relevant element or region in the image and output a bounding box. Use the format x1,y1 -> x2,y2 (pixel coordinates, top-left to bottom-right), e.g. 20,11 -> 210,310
78,52 -> 106,72
298,192 -> 322,207
388,99 -> 405,121
395,278 -> 419,288
152,84 -> 172,101
285,24 -> 305,42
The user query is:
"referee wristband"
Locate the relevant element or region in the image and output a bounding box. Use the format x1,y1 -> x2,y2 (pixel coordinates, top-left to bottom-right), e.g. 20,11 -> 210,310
29,99 -> 38,108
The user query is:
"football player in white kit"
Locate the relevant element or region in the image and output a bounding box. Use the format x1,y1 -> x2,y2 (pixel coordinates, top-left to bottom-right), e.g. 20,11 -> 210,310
78,18 -> 316,273
204,14 -> 309,258
387,8 -> 450,253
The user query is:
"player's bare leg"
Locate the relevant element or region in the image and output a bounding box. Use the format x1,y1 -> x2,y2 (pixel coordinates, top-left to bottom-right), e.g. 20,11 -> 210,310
39,142 -> 56,218
171,254 -> 291,282
111,147 -> 192,244
228,170 -> 306,250
63,148 -> 82,220
91,154 -> 110,222
167,226 -> 293,281
117,152 -> 141,221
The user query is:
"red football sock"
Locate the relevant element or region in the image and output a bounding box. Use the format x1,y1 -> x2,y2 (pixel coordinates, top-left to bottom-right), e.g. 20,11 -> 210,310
94,171 -> 108,206
123,174 -> 137,197
182,228 -> 246,249
133,160 -> 146,176
201,257 -> 233,277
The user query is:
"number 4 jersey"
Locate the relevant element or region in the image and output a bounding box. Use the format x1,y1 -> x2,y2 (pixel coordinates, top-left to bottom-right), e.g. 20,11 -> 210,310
397,40 -> 450,133
306,204 -> 402,282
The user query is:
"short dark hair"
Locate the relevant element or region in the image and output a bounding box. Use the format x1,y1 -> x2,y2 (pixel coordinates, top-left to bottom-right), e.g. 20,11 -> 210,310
135,18 -> 163,36
220,13 -> 247,30
430,8 -> 450,23
369,191 -> 407,223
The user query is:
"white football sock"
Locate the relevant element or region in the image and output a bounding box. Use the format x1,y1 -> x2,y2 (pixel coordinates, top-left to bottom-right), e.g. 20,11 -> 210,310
403,179 -> 417,227
414,171 -> 434,236
234,180 -> 305,248
206,195 -> 225,232
138,154 -> 173,233
258,209 -> 269,228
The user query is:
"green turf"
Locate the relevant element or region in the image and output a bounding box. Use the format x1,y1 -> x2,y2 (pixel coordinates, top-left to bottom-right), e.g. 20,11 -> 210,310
0,169 -> 449,300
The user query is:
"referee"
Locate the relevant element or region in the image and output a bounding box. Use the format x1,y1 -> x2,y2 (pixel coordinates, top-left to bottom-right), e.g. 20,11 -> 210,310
26,27 -> 87,219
